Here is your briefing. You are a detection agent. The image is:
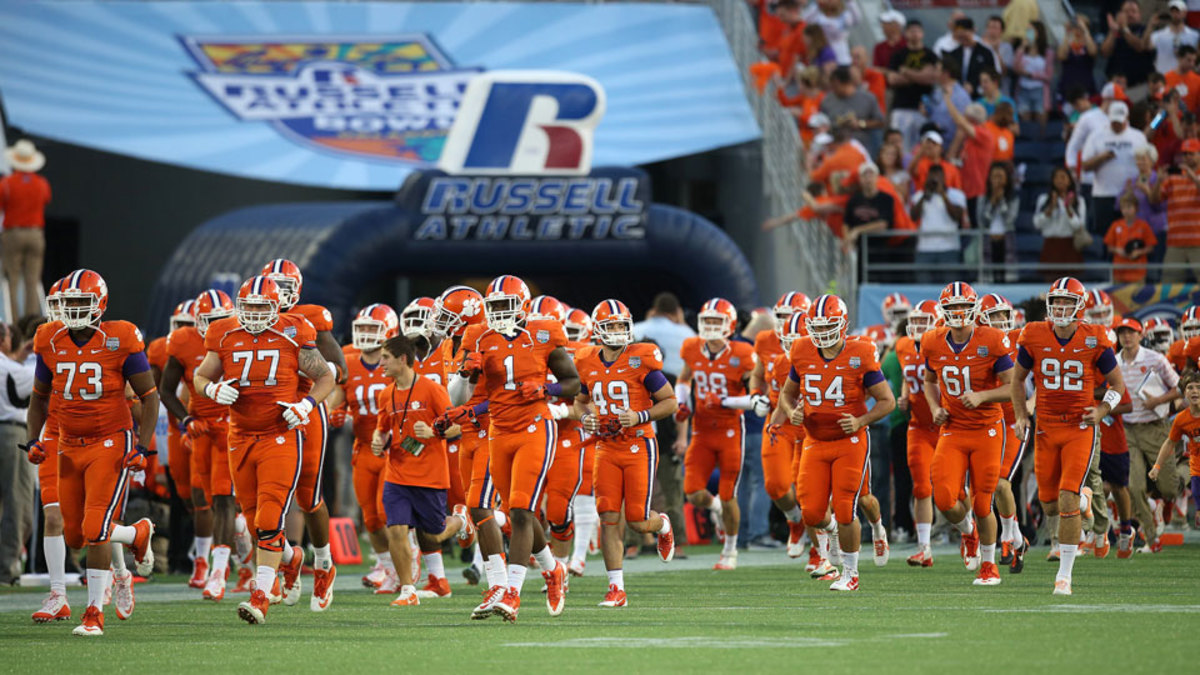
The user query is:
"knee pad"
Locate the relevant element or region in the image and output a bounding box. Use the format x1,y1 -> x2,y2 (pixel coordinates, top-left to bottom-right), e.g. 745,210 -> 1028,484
933,486 -> 958,514
257,529 -> 287,552
972,494 -> 993,519
549,518 -> 575,542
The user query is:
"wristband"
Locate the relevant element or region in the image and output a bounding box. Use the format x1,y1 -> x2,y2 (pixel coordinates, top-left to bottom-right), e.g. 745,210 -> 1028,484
304,395 -> 316,407
1153,463 -> 1162,471
137,386 -> 158,400
137,443 -> 157,457
636,410 -> 650,425
545,382 -> 563,398
179,415 -> 193,432
1101,389 -> 1121,411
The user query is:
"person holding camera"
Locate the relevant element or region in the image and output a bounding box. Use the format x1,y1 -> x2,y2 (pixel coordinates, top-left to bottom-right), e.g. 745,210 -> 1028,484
910,163 -> 966,283
1032,166 -> 1087,282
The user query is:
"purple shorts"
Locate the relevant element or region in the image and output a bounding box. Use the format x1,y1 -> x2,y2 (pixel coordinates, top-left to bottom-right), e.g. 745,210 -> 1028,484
382,482 -> 447,533
1100,452 -> 1130,487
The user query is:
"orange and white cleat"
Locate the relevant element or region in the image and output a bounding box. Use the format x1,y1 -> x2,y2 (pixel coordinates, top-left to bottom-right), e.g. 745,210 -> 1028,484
374,568 -> 401,595
493,587 -> 521,622
32,591 -> 71,623
416,576 -> 452,599
188,558 -> 209,589
311,565 -> 336,612
906,547 -> 933,568
233,566 -> 254,593
279,545 -> 304,606
544,561 -> 566,616
113,569 -> 135,620
203,569 -> 226,602
567,559 -> 586,577
960,528 -> 980,571
129,518 -> 156,577
972,561 -> 1002,586
268,576 -> 283,605
72,606 -> 104,636
1046,543 -> 1060,562
786,522 -> 806,558
713,552 -> 737,571
598,584 -> 627,607
710,502 -> 726,542
1094,535 -> 1111,559
829,574 -> 858,591
810,560 -> 839,580
362,561 -> 386,589
390,585 -> 420,607
873,530 -> 890,567
1117,529 -> 1135,559
805,545 -> 821,572
472,585 -> 506,620
656,521 -> 675,563
1052,578 -> 1072,596
237,589 -> 270,624
453,505 -> 476,549
999,540 -> 1014,566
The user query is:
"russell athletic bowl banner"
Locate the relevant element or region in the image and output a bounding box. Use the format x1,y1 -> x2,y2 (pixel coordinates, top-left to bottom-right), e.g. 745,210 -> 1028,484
0,1 -> 759,189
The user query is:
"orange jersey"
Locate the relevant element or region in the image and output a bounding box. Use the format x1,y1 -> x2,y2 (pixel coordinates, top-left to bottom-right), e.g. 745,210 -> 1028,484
471,320 -> 567,433
35,320 -> 143,438
1169,407 -> 1200,476
575,342 -> 665,441
769,352 -> 793,407
1017,321 -> 1115,425
1000,328 -> 1022,425
166,325 -> 225,420
146,336 -> 168,372
894,336 -> 935,428
921,326 -> 1013,429
1168,339 -> 1189,373
203,315 -> 317,435
681,337 -> 755,425
1184,337 -> 1200,371
786,337 -> 884,442
375,376 -> 451,488
284,303 -> 332,395
754,329 -> 785,395
342,345 -> 390,445
414,338 -> 453,386
33,322 -> 62,437
457,324 -> 492,426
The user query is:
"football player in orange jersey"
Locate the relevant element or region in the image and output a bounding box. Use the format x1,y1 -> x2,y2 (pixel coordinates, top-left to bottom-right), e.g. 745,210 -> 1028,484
976,293 -> 1030,572
194,276 -> 336,624
922,283 -> 1015,586
676,298 -> 758,570
1012,277 -> 1125,596
337,304 -> 401,592
773,295 -> 895,591
450,275 -> 579,622
895,299 -> 940,567
161,290 -> 241,601
26,269 -> 159,636
572,300 -> 677,607
1143,317 -> 1175,355
749,292 -> 811,558
882,292 -> 912,334
261,259 -> 347,611
561,307 -> 601,575
1168,305 -> 1200,372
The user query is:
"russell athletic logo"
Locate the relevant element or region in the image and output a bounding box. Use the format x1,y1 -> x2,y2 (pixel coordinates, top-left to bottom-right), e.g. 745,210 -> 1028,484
181,34 -> 482,162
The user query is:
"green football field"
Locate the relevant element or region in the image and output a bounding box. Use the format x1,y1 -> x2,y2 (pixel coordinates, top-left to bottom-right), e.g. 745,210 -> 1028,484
1,540 -> 1197,674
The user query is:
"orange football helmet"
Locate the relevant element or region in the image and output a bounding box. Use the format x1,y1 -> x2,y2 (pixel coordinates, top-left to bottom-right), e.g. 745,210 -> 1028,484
1013,307 -> 1027,329
565,308 -> 593,343
882,292 -> 912,327
773,292 -> 811,339
261,258 -> 303,310
59,269 -> 108,329
860,324 -> 895,352
1046,277 -> 1087,327
806,294 -> 848,349
45,277 -> 66,323
170,299 -> 197,331
1083,289 -> 1113,326
236,276 -> 281,334
938,282 -> 978,329
1143,317 -> 1174,352
193,289 -> 234,338
591,299 -> 634,348
353,303 -> 399,350
697,298 -> 737,341
977,293 -> 1014,331
780,312 -> 806,352
906,299 -> 940,340
527,295 -> 568,324
400,297 -> 436,339
432,285 -> 484,338
484,275 -> 531,334
1182,305 -> 1200,340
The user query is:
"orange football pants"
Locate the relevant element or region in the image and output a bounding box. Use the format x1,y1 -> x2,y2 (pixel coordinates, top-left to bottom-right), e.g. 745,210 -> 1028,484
462,428 -> 495,510
907,423 -> 939,500
1034,420 -> 1099,503
228,430 -> 303,537
579,436 -> 596,496
351,440 -> 387,533
595,436 -> 659,522
931,418 -> 1005,518
544,423 -> 586,538
447,435 -> 465,507
191,418 -> 232,500
57,430 -> 134,549
488,418 -> 557,512
37,427 -> 60,507
295,402 -> 328,512
762,420 -> 803,500
683,418 -> 744,501
167,423 -> 191,502
1000,422 -> 1026,482
797,429 -> 870,527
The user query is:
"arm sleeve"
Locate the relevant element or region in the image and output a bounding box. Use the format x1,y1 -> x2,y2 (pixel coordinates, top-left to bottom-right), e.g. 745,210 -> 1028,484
1096,347 -> 1117,375
862,370 -> 886,388
35,355 -> 51,384
788,367 -> 801,383
1017,346 -> 1034,369
643,370 -> 668,393
123,351 -> 151,378
993,354 -> 1014,374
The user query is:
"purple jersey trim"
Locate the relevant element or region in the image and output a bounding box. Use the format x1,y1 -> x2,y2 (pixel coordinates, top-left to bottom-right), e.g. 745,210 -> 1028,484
123,351 -> 150,378
643,369 -> 668,392
993,354 -> 1014,374
1017,346 -> 1034,369
1097,347 -> 1117,375
863,370 -> 885,388
35,355 -> 51,384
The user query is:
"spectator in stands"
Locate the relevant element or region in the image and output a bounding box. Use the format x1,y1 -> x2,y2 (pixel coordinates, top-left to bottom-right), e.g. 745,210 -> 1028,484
0,320 -> 35,585
981,16 -> 1014,89
1124,144 -> 1169,276
925,60 -> 971,141
978,161 -> 1020,281
843,162 -> 896,282
873,9 -> 906,69
773,0 -> 809,77
802,0 -> 859,66
781,66 -> 825,146
911,129 -> 961,193
886,19 -> 939,151
632,292 -> 694,377
1066,83 -> 1125,221
1032,166 -> 1087,282
762,181 -> 848,238
975,68 -> 1014,116
984,101 -> 1017,163
910,164 -> 966,283
943,17 -> 1001,95
1057,14 -> 1099,100
819,66 -> 884,156
942,92 -> 994,228
1082,101 -> 1148,236
877,142 -> 909,206
1105,192 -> 1157,282
1013,20 -> 1053,138
805,24 -> 838,81
1151,1 -> 1200,75
1149,138 -> 1200,282
1102,1 -> 1155,100
932,11 -> 966,57
1164,44 -> 1200,115
1147,87 -> 1187,169
1001,0 -> 1039,41
0,140 -> 51,321
851,46 -> 886,116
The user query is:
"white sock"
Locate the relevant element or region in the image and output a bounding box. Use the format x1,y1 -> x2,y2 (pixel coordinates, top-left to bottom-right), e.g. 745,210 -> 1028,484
212,545 -> 231,574
494,509 -> 508,529
1000,515 -> 1018,542
554,555 -> 568,566
953,515 -> 975,536
916,523 -> 931,548
657,514 -> 672,535
110,543 -> 127,572
507,564 -> 527,593
534,545 -> 557,571
722,533 -> 738,555
816,530 -> 831,560
235,512 -> 249,535
485,554 -> 508,588
870,518 -> 885,540
196,536 -> 213,562
1047,515 -> 1060,546
571,495 -> 599,563
378,550 -> 395,572
841,549 -> 859,576
1057,544 -> 1078,581
45,535 -> 66,594
472,544 -> 484,569
423,551 -> 445,579
784,505 -> 802,523
607,568 -> 624,591
981,543 -> 996,564
256,565 -> 276,593
313,544 -> 332,571
109,524 -> 136,545
86,568 -> 106,609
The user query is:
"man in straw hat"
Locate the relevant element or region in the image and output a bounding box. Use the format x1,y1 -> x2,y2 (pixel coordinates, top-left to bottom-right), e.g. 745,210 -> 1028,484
0,140 -> 51,321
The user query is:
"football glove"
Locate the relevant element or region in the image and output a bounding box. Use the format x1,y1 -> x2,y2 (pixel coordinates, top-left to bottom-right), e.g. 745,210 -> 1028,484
703,392 -> 724,410
180,415 -> 209,437
20,440 -> 46,465
750,393 -> 771,417
460,352 -> 483,377
518,381 -> 549,401
328,407 -> 347,428
435,404 -> 478,435
205,378 -> 239,405
122,444 -> 154,471
278,397 -> 315,429
673,403 -> 692,423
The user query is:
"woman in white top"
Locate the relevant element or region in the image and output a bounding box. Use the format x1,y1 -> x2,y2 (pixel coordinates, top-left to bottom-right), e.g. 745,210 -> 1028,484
1014,20 -> 1053,138
977,162 -> 1020,281
802,0 -> 860,66
1032,166 -> 1087,281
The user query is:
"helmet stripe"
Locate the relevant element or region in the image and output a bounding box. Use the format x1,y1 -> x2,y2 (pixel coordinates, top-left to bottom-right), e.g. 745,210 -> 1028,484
815,295 -> 828,317
69,269 -> 84,289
